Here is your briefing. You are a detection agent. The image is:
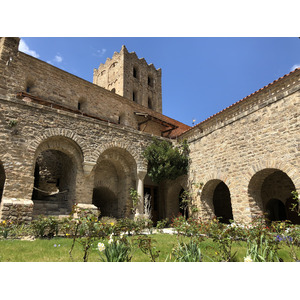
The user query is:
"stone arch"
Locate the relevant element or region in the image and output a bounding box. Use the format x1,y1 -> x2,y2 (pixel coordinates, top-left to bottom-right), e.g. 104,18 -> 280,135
164,175 -> 188,219
244,159 -> 300,192
0,160 -> 6,203
28,128 -> 88,161
31,135 -> 84,217
201,179 -> 233,223
248,168 -> 300,224
93,141 -> 145,170
92,146 -> 138,218
32,135 -> 84,174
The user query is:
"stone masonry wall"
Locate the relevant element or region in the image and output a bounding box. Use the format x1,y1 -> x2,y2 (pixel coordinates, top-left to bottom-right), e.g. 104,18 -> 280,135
0,38 -> 183,139
180,69 -> 300,223
0,95 -> 165,221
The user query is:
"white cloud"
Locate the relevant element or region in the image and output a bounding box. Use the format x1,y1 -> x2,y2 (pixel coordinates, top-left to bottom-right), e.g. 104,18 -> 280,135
18,39 -> 40,58
290,64 -> 300,72
94,48 -> 107,57
47,54 -> 63,65
54,55 -> 63,63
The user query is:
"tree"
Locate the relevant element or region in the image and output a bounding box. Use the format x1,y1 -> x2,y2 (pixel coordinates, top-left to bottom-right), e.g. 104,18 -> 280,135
143,138 -> 189,184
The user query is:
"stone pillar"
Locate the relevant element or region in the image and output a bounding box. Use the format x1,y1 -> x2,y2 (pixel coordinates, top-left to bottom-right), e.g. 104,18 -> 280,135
135,169 -> 147,217
73,161 -> 99,217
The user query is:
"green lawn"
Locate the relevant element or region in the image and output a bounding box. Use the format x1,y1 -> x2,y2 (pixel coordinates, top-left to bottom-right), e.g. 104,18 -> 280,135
0,234 -> 298,262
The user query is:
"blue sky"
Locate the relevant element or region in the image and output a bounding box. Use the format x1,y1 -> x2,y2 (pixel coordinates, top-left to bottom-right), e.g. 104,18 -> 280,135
19,37 -> 300,126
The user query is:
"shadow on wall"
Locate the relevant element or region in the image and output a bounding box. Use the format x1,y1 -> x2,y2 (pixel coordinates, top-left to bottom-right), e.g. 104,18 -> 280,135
92,187 -> 118,218
0,161 -> 5,202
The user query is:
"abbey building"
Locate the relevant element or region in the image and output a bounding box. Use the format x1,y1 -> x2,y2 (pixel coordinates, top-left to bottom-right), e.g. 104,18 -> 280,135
0,37 -> 299,224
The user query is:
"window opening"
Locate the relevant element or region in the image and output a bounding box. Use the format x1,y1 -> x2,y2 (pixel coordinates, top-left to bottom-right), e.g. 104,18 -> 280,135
148,97 -> 152,109
133,67 -> 137,78
148,76 -> 153,87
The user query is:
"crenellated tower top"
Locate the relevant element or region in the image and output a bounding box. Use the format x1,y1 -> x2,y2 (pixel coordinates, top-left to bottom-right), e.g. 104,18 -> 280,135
93,45 -> 162,113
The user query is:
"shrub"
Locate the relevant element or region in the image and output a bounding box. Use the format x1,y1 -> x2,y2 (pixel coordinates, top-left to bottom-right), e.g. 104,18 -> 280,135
135,235 -> 160,262
31,216 -> 59,238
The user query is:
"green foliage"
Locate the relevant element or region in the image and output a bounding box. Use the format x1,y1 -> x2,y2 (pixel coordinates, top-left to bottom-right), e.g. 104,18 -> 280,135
135,235 -> 160,262
1,206 -> 299,262
172,239 -> 202,262
8,119 -> 18,128
0,220 -> 12,238
245,234 -> 279,262
208,219 -> 240,262
290,191 -> 299,216
156,218 -> 169,230
114,217 -> 153,236
143,138 -> 189,184
99,234 -> 132,262
31,215 -> 59,238
68,205 -> 114,262
130,188 -> 139,214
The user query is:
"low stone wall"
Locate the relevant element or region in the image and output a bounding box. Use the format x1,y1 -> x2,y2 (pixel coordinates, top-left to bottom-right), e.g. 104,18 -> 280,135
0,198 -> 34,223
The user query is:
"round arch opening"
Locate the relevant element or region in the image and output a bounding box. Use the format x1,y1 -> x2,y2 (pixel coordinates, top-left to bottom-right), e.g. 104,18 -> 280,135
248,169 -> 300,224
201,179 -> 233,223
31,136 -> 83,217
213,181 -> 233,224
93,147 -> 137,219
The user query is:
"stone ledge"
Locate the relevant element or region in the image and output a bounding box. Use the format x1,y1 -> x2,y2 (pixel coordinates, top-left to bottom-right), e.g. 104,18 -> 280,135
1,197 -> 34,206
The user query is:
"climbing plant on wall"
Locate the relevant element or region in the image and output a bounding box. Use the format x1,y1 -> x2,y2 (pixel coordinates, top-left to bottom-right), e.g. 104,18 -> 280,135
143,138 -> 189,184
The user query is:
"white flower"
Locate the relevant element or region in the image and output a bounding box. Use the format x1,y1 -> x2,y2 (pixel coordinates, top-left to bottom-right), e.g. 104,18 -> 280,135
244,255 -> 253,262
98,242 -> 105,252
108,238 -> 113,244
120,232 -> 124,238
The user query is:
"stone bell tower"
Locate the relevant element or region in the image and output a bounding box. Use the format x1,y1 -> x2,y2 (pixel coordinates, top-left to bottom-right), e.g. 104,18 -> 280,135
93,45 -> 162,113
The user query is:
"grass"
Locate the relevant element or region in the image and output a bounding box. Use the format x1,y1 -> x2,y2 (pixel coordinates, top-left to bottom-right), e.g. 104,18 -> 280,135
0,234 -> 299,262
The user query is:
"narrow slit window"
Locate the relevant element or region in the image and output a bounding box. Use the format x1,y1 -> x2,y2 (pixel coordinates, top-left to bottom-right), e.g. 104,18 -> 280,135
148,76 -> 153,87
148,97 -> 152,109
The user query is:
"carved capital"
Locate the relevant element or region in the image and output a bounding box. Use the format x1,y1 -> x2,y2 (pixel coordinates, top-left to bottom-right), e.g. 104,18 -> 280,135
137,169 -> 147,180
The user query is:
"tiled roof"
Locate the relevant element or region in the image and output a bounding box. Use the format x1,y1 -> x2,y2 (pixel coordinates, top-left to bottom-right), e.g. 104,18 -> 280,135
145,109 -> 191,138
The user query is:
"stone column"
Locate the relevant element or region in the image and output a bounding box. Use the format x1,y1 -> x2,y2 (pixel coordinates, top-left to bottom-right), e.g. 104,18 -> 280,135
74,161 -> 99,217
135,169 -> 147,217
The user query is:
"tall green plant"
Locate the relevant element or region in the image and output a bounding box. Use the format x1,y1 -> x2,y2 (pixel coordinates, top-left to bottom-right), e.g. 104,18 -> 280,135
143,138 -> 189,184
130,188 -> 139,214
172,239 -> 202,262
